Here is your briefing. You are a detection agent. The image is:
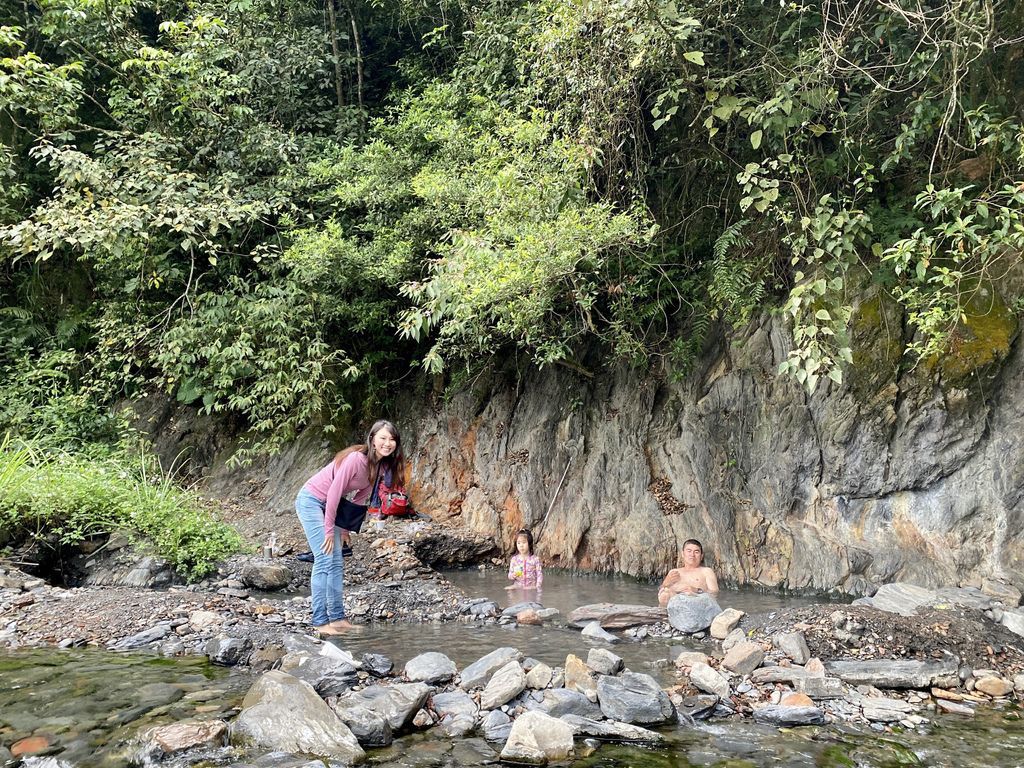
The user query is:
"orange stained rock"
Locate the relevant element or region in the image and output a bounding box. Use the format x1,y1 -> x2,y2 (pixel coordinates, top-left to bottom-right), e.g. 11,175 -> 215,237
780,692 -> 815,708
12,736 -> 50,757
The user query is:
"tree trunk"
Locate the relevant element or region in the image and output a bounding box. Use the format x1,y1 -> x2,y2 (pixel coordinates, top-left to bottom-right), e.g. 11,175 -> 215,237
326,0 -> 345,109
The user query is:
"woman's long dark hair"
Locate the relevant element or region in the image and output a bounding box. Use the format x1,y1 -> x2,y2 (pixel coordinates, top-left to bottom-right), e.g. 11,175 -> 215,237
333,420 -> 405,488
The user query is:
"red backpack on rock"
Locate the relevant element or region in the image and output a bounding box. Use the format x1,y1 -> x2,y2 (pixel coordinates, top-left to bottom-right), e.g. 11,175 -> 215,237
378,483 -> 412,517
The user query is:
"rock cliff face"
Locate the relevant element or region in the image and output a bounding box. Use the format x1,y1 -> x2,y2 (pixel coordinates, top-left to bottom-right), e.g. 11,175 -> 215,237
404,286 -> 1023,595
147,286 -> 1023,595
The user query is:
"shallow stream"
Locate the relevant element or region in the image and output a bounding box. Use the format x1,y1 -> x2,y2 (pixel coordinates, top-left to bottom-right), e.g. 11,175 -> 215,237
2,570 -> 1022,767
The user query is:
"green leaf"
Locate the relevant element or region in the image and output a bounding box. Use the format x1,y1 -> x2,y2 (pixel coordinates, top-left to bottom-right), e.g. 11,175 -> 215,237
815,309 -> 831,321
683,51 -> 705,66
750,130 -> 763,149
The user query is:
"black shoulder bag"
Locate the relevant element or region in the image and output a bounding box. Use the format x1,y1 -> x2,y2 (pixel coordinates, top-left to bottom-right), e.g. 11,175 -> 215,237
332,461 -> 380,533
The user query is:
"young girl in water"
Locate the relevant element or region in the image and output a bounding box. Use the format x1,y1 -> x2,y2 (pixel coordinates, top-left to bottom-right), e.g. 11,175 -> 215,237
505,528 -> 543,590
295,420 -> 406,635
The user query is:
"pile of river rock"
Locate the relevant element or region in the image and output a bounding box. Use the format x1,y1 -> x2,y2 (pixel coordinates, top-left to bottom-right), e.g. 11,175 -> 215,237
130,579 -> 1024,767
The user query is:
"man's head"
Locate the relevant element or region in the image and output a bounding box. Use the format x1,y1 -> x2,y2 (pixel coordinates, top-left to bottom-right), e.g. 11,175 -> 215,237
681,539 -> 704,567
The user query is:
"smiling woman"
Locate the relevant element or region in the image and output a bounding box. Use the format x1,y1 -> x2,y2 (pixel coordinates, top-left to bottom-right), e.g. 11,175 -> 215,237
294,420 -> 406,636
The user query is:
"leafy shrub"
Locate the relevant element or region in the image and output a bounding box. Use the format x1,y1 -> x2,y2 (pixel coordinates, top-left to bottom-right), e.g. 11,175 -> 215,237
0,443 -> 244,581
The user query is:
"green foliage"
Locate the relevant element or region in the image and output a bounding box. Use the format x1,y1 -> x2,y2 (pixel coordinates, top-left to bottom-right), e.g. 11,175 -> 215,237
883,181 -> 1024,360
0,345 -> 134,452
707,219 -> 767,327
387,87 -> 651,370
2,0 -> 1024,459
672,0 -> 1024,389
154,271 -> 345,459
0,442 -> 243,580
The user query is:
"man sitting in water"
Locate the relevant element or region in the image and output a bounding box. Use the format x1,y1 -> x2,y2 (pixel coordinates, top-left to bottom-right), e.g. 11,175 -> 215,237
658,539 -> 719,606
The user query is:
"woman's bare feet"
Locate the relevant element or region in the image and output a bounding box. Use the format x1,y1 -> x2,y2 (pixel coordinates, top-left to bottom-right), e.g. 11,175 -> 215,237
329,618 -> 355,630
313,623 -> 346,636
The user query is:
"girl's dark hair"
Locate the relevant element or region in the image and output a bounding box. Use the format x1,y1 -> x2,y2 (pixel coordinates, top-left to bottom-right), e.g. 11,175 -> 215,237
333,420 -> 406,487
514,528 -> 534,555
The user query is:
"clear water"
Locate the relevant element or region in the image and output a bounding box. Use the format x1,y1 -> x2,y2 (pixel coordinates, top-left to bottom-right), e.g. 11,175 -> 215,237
0,649 -> 246,767
328,568 -> 838,684
443,566 -> 837,619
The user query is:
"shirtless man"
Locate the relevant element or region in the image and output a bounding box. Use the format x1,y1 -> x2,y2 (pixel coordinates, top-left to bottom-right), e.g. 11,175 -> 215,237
658,539 -> 719,606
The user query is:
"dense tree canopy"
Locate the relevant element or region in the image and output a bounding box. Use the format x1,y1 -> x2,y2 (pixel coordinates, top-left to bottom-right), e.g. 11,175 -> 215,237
1,0 -> 1022,455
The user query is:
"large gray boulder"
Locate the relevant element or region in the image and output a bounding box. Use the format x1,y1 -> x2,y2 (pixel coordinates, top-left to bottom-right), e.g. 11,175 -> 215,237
596,672 -> 675,725
502,601 -> 544,617
666,593 -> 722,634
855,583 -> 996,615
1001,609 -> 1024,637
536,688 -> 602,719
404,652 -> 457,684
480,709 -> 512,741
567,604 -> 667,629
109,624 -> 171,650
329,701 -> 392,747
852,583 -> 938,615
460,647 -> 522,689
334,683 -> 431,732
432,690 -> 479,738
480,660 -> 526,709
560,715 -> 665,742
825,659 -> 960,689
289,655 -> 359,697
687,662 -> 730,699
752,704 -> 825,726
431,690 -> 479,720
499,711 -> 574,764
230,670 -> 364,764
240,562 -> 292,591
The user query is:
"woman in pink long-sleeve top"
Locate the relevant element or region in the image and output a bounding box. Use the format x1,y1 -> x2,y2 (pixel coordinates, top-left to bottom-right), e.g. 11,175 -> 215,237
296,420 -> 405,635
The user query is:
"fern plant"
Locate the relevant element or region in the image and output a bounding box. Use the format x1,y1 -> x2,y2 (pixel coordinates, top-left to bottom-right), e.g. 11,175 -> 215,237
707,219 -> 768,327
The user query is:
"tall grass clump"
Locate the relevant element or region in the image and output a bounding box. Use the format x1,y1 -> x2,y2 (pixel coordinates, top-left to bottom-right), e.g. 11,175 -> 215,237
0,437 -> 244,581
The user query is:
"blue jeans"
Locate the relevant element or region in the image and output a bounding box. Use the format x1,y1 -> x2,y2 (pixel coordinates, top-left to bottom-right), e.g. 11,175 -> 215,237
296,489 -> 344,626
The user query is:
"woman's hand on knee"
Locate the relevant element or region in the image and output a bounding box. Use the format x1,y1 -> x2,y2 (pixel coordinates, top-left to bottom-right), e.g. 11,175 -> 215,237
320,534 -> 335,555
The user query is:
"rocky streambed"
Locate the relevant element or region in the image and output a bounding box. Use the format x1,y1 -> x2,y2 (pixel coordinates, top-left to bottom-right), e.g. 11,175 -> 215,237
2,520 -> 1024,766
